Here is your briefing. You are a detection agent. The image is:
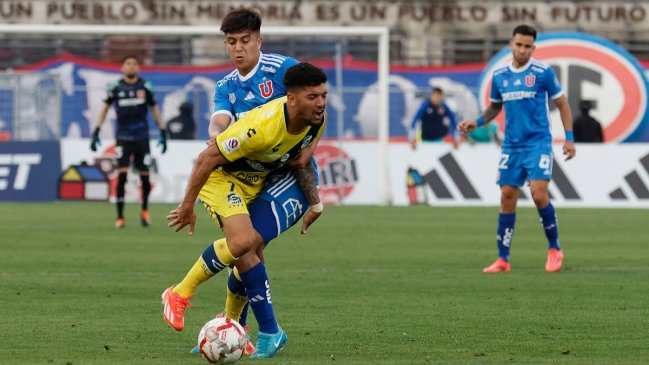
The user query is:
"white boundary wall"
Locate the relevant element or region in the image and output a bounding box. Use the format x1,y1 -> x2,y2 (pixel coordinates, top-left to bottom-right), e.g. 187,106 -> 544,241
61,139 -> 649,208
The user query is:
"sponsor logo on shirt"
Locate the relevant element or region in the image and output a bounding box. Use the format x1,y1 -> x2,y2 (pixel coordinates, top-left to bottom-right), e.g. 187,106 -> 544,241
117,98 -> 146,107
244,92 -> 255,101
501,91 -> 537,101
261,65 -> 277,74
221,137 -> 240,154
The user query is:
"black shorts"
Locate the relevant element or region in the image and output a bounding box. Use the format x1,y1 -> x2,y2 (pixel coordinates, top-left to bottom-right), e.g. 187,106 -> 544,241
115,139 -> 150,171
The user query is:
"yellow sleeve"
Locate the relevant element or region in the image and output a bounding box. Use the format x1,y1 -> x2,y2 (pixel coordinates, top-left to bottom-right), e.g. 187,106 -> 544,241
216,115 -> 266,162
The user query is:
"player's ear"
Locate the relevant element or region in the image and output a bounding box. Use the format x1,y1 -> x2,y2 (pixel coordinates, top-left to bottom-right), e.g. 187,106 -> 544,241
286,92 -> 296,106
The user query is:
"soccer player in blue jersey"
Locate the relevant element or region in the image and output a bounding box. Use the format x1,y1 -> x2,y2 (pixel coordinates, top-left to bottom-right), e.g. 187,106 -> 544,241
162,9 -> 323,358
458,25 -> 576,273
90,55 -> 167,228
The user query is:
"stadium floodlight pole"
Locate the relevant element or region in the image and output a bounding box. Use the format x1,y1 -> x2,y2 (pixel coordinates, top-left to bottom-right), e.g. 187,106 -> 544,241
0,24 -> 391,205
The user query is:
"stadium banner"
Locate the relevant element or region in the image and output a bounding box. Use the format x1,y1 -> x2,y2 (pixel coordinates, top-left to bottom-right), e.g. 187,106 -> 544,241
60,139 -> 649,208
0,141 -> 62,202
388,143 -> 649,208
12,43 -> 649,143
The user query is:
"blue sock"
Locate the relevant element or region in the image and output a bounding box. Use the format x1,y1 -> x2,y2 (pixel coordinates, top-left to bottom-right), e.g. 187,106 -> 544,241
240,262 -> 278,334
538,203 -> 560,250
497,213 -> 516,261
239,303 -> 249,327
227,270 -> 249,326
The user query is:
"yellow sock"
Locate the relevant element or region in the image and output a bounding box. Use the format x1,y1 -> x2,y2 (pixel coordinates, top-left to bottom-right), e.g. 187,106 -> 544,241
173,238 -> 237,298
225,291 -> 248,321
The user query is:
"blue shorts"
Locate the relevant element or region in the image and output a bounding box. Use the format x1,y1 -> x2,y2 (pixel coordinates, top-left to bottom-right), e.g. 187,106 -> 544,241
497,144 -> 553,187
249,158 -> 319,245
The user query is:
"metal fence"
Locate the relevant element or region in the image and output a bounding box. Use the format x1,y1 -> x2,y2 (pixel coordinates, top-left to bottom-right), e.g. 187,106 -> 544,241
0,73 -> 62,141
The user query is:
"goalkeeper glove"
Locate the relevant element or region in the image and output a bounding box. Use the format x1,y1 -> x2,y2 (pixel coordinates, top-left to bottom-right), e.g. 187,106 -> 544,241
90,127 -> 101,152
158,129 -> 167,154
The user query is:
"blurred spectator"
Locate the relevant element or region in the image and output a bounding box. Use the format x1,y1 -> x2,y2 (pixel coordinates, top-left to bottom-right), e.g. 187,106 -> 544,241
408,87 -> 459,149
167,101 -> 196,140
573,100 -> 603,143
466,123 -> 502,146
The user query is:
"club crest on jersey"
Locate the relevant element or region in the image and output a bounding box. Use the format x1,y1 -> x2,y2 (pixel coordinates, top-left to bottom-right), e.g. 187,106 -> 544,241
226,192 -> 243,207
525,74 -> 536,87
221,137 -> 240,154
301,135 -> 313,149
229,93 -> 236,103
258,80 -> 273,99
136,89 -> 145,99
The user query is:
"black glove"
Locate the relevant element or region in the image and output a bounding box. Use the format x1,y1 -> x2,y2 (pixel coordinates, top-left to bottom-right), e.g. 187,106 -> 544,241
90,127 -> 101,152
158,129 -> 167,154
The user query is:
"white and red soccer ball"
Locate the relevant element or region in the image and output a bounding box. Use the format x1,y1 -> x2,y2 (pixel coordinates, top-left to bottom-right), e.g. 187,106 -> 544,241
197,317 -> 246,364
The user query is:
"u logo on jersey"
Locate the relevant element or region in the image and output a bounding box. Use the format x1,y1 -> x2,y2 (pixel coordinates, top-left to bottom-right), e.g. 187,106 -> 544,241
525,74 -> 536,87
258,80 -> 273,99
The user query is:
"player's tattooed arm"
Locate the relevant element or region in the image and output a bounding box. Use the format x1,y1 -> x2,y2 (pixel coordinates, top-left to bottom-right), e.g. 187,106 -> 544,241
294,163 -> 320,205
482,102 -> 503,124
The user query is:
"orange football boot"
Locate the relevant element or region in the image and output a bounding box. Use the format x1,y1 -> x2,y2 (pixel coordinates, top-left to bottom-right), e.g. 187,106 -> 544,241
545,248 -> 564,272
483,258 -> 511,273
161,286 -> 193,331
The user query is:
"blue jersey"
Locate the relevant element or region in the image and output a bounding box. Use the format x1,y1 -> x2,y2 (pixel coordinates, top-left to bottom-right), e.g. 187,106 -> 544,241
489,59 -> 563,148
213,52 -> 299,121
104,78 -> 156,141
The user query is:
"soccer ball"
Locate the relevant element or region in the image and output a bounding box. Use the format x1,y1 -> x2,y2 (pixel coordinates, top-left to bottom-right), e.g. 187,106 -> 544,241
197,317 -> 246,364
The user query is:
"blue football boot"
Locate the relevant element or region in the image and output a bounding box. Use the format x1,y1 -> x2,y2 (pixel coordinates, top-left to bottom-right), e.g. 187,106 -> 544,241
249,326 -> 287,359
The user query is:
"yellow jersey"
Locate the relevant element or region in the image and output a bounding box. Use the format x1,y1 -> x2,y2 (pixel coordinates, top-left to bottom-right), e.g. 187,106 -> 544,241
215,96 -> 324,189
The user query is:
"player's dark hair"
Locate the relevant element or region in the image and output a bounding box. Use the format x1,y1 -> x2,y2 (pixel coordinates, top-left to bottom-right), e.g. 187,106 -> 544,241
513,24 -> 537,40
283,63 -> 328,91
432,87 -> 443,94
220,9 -> 262,34
121,55 -> 140,64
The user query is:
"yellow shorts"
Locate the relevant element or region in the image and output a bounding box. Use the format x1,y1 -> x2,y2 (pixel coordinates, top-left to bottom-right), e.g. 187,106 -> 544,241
198,168 -> 263,223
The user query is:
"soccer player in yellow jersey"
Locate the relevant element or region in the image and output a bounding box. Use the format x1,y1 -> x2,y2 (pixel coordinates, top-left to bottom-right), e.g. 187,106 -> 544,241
163,63 -> 327,358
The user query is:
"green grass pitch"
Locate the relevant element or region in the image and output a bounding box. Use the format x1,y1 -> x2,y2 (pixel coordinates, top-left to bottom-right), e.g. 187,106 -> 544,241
1,203 -> 649,364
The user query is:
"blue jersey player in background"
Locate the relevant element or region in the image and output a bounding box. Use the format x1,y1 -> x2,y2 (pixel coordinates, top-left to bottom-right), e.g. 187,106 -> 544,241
162,9 -> 323,359
458,24 -> 576,273
90,55 -> 167,229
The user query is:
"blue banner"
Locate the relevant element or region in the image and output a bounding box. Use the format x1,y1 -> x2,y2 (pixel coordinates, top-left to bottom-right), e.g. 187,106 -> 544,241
13,48 -> 649,142
0,141 -> 62,201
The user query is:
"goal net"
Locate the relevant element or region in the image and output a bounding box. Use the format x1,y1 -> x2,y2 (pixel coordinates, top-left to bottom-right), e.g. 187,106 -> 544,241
0,24 -> 391,204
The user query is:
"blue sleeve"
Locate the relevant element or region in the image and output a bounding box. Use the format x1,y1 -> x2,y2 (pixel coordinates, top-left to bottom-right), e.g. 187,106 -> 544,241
409,101 -> 428,130
489,75 -> 502,102
213,80 -> 234,117
275,56 -> 299,95
544,66 -> 563,100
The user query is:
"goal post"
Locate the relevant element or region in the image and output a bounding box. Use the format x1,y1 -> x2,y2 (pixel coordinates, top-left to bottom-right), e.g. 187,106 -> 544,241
0,24 -> 391,204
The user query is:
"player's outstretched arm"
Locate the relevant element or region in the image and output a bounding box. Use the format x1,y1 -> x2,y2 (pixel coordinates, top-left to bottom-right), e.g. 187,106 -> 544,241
555,96 -> 576,161
168,143 -> 228,235
458,102 -> 502,133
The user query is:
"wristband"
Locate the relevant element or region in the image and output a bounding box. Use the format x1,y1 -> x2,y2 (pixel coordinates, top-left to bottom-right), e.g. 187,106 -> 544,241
565,131 -> 574,142
310,202 -> 324,213
476,116 -> 485,127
